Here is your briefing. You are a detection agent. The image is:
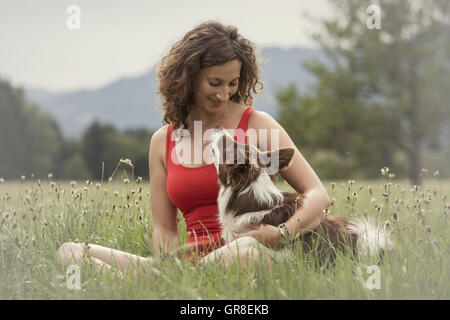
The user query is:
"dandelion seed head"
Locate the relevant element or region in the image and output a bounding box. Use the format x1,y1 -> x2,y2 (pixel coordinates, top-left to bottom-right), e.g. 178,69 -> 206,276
120,158 -> 135,169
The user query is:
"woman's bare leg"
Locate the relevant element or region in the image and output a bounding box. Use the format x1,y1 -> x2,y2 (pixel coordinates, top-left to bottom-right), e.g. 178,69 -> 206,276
56,242 -> 156,274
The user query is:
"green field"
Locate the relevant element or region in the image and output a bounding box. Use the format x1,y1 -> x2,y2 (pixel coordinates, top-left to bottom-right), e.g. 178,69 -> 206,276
0,174 -> 448,299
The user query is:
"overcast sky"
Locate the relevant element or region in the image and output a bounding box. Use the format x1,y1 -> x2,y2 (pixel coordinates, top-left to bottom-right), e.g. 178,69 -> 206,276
0,0 -> 334,93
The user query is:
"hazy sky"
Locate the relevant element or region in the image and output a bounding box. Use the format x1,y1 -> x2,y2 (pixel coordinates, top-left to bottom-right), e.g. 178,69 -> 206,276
0,0 -> 334,93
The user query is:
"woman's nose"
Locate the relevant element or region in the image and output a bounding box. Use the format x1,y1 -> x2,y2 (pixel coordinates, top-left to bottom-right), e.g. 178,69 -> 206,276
215,88 -> 228,101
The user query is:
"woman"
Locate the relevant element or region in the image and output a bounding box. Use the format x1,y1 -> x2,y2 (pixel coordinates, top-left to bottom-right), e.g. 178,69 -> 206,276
56,20 -> 331,273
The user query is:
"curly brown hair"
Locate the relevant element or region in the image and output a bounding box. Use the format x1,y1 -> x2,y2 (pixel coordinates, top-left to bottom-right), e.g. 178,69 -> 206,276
156,20 -> 264,130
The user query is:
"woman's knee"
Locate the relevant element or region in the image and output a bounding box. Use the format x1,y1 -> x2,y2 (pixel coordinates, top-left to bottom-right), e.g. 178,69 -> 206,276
56,242 -> 85,266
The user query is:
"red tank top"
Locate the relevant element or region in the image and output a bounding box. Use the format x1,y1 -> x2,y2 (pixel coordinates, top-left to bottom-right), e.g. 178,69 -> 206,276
165,107 -> 253,258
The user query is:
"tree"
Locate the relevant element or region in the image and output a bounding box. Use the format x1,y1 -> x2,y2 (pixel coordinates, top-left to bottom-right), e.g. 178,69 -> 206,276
280,0 -> 450,183
0,79 -> 62,179
81,122 -> 116,180
81,123 -> 153,181
277,70 -> 399,179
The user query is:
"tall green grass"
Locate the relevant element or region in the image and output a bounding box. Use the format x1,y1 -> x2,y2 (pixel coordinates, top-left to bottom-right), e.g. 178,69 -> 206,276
0,172 -> 448,299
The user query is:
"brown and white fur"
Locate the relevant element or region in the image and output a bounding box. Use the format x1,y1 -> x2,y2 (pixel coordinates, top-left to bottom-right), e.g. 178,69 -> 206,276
208,128 -> 392,262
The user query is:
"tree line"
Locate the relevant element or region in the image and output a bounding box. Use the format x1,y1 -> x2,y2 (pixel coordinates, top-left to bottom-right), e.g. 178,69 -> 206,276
0,79 -> 153,181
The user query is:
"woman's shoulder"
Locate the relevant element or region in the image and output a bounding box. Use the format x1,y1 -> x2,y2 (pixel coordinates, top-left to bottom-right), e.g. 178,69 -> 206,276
247,108 -> 280,130
151,124 -> 169,142
230,102 -> 277,128
149,124 -> 169,157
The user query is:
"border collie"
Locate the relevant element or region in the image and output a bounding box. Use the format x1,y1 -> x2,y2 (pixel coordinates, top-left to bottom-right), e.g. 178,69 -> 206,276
206,128 -> 392,262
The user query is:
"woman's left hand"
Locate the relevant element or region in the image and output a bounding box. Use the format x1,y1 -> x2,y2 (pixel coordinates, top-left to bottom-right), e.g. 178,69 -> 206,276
232,224 -> 281,250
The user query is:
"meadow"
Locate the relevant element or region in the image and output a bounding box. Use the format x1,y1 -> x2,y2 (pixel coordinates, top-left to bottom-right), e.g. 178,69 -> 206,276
0,170 -> 448,299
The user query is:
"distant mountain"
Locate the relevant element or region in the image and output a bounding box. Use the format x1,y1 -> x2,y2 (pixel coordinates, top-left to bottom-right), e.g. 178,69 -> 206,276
24,47 -> 327,138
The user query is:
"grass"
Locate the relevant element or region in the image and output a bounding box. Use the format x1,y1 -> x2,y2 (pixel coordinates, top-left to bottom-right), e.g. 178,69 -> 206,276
0,171 -> 448,299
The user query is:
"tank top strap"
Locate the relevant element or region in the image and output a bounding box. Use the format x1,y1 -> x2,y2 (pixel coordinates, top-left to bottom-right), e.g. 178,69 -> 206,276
165,123 -> 174,167
234,107 -> 253,144
236,107 -> 253,131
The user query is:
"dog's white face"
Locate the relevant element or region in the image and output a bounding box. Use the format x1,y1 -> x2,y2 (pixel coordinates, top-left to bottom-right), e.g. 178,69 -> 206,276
209,127 -> 227,173
209,128 -> 262,191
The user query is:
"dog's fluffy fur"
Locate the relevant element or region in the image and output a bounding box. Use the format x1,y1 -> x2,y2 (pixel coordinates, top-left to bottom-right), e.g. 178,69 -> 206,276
209,129 -> 392,262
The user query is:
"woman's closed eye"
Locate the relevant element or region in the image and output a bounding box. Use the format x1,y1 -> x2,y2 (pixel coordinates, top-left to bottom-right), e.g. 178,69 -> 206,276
209,82 -> 238,87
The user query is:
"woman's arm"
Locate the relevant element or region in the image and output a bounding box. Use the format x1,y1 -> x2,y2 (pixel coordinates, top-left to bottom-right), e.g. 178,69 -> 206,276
235,111 -> 331,249
149,126 -> 180,255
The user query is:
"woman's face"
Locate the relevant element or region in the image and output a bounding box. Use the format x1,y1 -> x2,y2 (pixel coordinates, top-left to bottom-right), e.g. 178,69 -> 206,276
191,59 -> 242,114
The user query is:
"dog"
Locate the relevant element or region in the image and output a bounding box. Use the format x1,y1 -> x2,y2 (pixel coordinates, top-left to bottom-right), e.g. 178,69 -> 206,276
207,128 -> 392,263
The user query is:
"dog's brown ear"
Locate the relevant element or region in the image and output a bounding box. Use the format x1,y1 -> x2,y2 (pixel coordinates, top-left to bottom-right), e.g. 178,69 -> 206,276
258,147 -> 295,173
277,147 -> 295,171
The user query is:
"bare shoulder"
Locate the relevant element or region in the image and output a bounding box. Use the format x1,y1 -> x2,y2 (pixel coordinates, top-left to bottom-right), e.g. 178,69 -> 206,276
247,109 -> 293,152
149,125 -> 169,169
152,125 -> 169,141
248,109 -> 282,130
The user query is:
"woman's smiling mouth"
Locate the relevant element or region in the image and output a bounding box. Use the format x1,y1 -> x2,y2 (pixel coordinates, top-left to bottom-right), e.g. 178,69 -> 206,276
209,97 -> 224,107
